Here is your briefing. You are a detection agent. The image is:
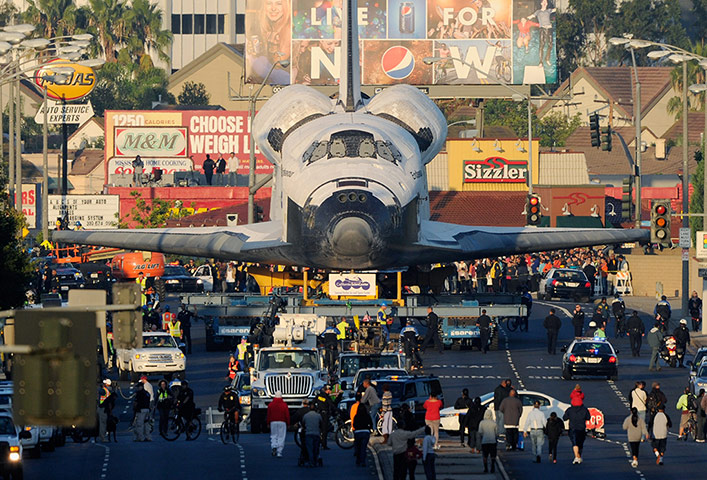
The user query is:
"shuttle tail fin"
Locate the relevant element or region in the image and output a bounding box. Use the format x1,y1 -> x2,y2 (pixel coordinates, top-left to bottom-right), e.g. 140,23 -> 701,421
339,0 -> 362,112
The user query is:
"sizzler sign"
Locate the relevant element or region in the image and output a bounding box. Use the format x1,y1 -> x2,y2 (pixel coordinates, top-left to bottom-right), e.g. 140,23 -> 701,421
464,157 -> 528,183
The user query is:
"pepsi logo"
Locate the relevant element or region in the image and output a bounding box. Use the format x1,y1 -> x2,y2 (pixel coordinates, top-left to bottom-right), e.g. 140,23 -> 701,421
401,6 -> 413,16
381,46 -> 415,80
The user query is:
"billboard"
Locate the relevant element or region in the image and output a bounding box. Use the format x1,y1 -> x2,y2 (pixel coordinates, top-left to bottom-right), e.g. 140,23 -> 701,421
447,138 -> 539,191
15,184 -> 37,229
48,195 -> 120,229
245,0 -> 557,86
34,60 -> 97,101
104,110 -> 273,184
328,273 -> 376,296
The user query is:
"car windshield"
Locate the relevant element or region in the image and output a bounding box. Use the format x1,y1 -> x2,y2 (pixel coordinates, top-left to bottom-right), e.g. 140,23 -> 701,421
233,374 -> 251,391
340,355 -> 400,378
354,370 -> 407,390
697,365 -> 707,377
375,382 -> 405,399
571,342 -> 613,355
0,394 -> 11,406
0,417 -> 14,435
258,350 -> 318,370
694,351 -> 707,368
553,271 -> 586,281
143,335 -> 178,348
164,266 -> 189,276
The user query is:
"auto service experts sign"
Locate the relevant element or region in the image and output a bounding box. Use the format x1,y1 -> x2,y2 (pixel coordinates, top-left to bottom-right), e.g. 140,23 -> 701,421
329,273 -> 376,296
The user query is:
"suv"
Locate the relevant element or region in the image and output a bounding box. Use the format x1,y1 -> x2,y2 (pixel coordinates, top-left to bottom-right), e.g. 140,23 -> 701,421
538,268 -> 592,302
0,383 -> 43,458
0,413 -> 29,479
337,353 -> 406,388
55,265 -> 86,299
116,332 -> 186,381
340,375 -> 443,425
156,265 -> 204,294
561,337 -> 619,380
229,371 -> 252,426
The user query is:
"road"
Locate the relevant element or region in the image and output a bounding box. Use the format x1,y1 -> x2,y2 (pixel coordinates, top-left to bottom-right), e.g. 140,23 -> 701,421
24,296 -> 704,480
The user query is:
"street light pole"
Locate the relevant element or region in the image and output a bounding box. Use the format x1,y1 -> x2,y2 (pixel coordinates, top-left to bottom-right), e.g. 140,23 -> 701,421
629,47 -> 642,228
527,99 -> 533,195
14,55 -> 21,214
683,58 -> 689,315
42,81 -> 48,242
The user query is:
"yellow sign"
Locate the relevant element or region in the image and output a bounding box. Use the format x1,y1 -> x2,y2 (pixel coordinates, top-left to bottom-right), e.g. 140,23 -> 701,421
447,138 -> 539,191
34,60 -> 96,101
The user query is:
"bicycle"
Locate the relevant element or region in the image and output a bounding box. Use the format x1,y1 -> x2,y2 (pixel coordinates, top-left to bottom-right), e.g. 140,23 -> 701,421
220,410 -> 240,445
376,410 -> 398,436
682,410 -> 698,441
162,407 -> 202,441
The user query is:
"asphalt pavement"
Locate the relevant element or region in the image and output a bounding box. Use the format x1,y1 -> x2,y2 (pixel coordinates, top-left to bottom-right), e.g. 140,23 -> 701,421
21,294 -> 707,480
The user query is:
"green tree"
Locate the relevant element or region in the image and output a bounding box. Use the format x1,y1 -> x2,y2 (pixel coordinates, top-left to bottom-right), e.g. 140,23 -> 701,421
538,111 -> 583,148
608,0 -> 689,65
0,168 -> 31,310
690,148 -> 705,239
555,11 -> 586,81
690,0 -> 707,43
483,99 -> 538,138
22,0 -> 79,39
0,0 -> 18,25
86,0 -> 128,62
568,0 -> 616,66
666,42 -> 707,119
124,0 -> 172,64
178,81 -> 211,106
118,190 -> 173,228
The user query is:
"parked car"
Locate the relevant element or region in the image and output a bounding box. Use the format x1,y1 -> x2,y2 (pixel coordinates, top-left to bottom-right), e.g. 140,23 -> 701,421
440,390 -> 571,433
537,268 -> 592,302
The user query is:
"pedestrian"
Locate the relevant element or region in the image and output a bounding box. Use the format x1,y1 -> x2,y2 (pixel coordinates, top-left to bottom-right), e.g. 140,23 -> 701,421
499,389 -> 523,451
493,379 -> 512,435
302,403 -> 323,467
361,378 -> 381,426
546,412 -> 563,464
594,324 -> 607,338
132,155 -> 144,186
388,423 -> 425,480
571,305 -> 585,338
405,438 -> 423,480
672,319 -> 690,368
654,295 -> 671,323
266,391 -> 290,457
132,381 -> 151,442
697,389 -> 707,442
479,409 -> 497,473
523,400 -> 547,463
647,322 -> 663,371
466,397 -> 485,453
421,307 -> 443,353
570,384 -> 584,406
630,381 -> 647,424
543,308 -> 562,355
676,387 -> 696,439
422,426 -> 436,480
401,320 -> 423,369
97,379 -> 115,442
623,407 -> 649,468
177,304 -> 194,354
563,401 -> 590,464
424,392 -> 443,449
216,155 -> 227,184
689,291 -> 702,332
595,297 -> 610,327
381,384 -> 394,442
227,354 -> 238,380
202,154 -> 216,185
585,320 -> 598,337
352,394 -> 373,467
139,375 -> 154,418
454,388 -> 473,447
626,311 -> 645,357
314,385 -> 340,450
377,303 -> 391,343
646,382 -> 668,429
156,379 -> 173,436
476,309 -> 492,354
611,294 -> 626,337
651,405 -> 671,465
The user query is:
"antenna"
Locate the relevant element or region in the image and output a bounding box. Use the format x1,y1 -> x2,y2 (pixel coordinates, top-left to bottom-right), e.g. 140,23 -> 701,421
338,0 -> 362,112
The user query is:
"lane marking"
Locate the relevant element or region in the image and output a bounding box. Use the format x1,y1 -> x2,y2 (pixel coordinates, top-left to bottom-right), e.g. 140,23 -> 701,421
438,375 -> 506,379
499,325 -> 525,389
96,442 -> 110,479
429,364 -> 493,369
237,442 -> 247,479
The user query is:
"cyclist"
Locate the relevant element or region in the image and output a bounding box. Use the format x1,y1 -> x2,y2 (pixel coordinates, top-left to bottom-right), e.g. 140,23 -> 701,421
218,385 -> 241,432
676,386 -> 697,439
176,379 -> 196,423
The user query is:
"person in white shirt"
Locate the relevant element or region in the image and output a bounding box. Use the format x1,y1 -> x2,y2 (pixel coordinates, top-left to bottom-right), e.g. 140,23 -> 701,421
523,400 -> 547,463
422,425 -> 436,480
630,381 -> 647,424
227,152 -> 238,174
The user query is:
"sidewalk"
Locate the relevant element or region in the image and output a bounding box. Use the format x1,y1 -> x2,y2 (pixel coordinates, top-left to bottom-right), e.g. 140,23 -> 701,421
370,437 -> 507,480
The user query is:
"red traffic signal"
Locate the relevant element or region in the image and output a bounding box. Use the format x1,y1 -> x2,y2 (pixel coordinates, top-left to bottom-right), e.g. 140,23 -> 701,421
526,194 -> 542,226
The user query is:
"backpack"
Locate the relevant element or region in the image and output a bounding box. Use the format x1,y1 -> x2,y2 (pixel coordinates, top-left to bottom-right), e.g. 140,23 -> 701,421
687,394 -> 699,412
646,393 -> 658,413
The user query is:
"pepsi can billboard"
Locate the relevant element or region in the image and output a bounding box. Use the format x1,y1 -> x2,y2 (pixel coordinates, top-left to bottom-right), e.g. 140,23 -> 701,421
245,0 -> 557,86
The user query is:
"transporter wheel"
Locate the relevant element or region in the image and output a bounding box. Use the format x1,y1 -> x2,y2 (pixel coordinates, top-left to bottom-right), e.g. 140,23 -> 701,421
490,334 -> 499,351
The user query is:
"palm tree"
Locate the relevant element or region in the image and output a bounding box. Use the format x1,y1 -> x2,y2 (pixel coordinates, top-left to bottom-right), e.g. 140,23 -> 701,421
124,0 -> 172,64
666,42 -> 707,119
86,0 -> 128,63
22,0 -> 78,39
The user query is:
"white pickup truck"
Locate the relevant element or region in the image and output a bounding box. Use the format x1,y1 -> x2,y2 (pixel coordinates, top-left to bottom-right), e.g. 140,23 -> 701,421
117,332 -> 186,382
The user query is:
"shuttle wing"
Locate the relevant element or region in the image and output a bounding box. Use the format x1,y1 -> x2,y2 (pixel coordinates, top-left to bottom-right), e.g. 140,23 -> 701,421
414,221 -> 649,262
52,222 -> 288,261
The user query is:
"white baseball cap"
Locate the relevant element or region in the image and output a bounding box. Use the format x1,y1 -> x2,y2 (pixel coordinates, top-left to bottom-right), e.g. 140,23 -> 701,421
103,379 -> 112,386
680,318 -> 687,325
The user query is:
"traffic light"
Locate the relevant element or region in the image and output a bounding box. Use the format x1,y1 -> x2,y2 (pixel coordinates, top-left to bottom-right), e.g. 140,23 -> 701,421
526,194 -> 542,226
112,283 -> 142,350
621,177 -> 632,220
601,126 -> 612,151
651,200 -> 671,247
13,310 -> 97,427
589,114 -> 600,147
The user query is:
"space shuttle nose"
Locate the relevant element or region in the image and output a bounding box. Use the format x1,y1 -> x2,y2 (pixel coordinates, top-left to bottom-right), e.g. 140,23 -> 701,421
330,217 -> 374,257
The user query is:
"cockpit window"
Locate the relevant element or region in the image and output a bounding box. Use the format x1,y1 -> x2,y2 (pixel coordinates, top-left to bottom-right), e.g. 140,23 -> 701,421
302,130 -> 402,165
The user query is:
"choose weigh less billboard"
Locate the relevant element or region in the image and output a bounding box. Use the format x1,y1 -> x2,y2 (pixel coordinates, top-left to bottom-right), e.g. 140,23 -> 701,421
245,0 -> 557,86
104,110 -> 273,183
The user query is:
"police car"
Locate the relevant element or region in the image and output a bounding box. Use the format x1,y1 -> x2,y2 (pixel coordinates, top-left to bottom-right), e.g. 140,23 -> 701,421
561,337 -> 619,381
0,413 -> 30,479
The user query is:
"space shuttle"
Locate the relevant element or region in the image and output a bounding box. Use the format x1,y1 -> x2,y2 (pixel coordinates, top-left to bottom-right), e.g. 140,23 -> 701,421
54,0 -> 648,270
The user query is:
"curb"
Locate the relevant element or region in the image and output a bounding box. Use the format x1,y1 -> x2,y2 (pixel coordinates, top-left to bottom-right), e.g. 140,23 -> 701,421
496,455 -> 511,480
369,443 -> 385,480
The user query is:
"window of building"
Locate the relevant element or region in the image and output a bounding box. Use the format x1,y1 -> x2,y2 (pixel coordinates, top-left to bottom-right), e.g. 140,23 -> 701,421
182,14 -> 192,34
236,14 -> 245,35
171,14 -> 180,34
194,14 -> 205,34
206,14 -> 217,34
218,14 -> 225,34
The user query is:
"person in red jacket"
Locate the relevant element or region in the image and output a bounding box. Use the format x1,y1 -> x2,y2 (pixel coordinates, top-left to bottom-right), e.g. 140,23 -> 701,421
267,391 -> 290,457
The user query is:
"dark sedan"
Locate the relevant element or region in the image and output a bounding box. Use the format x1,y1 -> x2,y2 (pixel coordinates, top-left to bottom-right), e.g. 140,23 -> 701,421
55,267 -> 86,298
538,268 -> 592,302
562,338 -> 619,380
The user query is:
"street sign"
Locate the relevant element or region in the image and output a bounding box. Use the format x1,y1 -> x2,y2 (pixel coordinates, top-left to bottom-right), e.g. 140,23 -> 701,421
679,227 -> 691,248
586,407 -> 604,431
34,100 -> 94,125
